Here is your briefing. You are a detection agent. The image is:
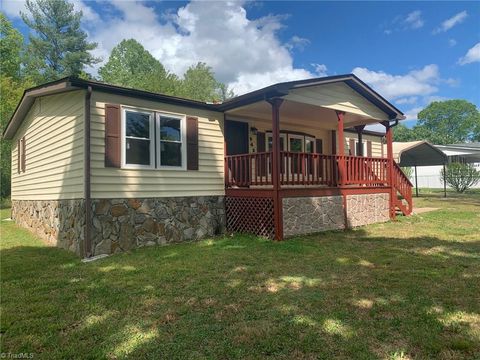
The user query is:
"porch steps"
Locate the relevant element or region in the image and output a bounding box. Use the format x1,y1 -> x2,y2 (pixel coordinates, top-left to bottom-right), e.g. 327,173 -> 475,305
392,163 -> 413,216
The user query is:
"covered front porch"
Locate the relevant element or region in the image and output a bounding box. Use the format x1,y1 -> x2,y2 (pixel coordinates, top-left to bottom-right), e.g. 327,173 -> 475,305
219,75 -> 413,240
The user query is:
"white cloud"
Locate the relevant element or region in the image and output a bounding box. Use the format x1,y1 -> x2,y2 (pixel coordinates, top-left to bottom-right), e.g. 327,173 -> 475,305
80,0 -> 316,95
285,36 -> 310,51
404,10 -> 424,29
424,95 -> 449,103
311,63 -> 328,77
383,10 -> 424,35
448,39 -> 457,47
434,10 -> 468,34
458,42 -> 480,65
1,0 -> 26,17
352,65 -> 440,100
395,97 -> 418,105
404,107 -> 423,121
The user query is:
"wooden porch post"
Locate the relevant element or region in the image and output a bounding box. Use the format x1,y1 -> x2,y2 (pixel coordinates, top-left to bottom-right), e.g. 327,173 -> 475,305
382,121 -> 396,219
267,98 -> 284,240
354,125 -> 365,156
336,111 -> 346,186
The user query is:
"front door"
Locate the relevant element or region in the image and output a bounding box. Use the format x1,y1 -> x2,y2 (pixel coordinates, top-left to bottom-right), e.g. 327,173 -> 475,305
225,120 -> 249,186
226,120 -> 249,155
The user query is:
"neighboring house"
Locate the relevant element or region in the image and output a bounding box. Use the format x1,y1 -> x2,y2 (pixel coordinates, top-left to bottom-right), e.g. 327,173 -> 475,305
3,74 -> 412,258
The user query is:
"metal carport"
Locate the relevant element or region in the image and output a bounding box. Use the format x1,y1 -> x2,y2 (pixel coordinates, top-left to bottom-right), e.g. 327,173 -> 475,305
391,141 -> 448,197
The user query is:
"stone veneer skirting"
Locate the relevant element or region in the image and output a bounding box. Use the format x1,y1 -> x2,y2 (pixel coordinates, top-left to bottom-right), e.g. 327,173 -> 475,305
91,196 -> 225,256
12,193 -> 389,255
283,196 -> 345,237
12,196 -> 225,257
282,192 -> 390,237
11,199 -> 85,255
345,193 -> 390,227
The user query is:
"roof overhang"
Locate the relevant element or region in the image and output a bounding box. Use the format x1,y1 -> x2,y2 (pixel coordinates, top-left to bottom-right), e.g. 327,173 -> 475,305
218,74 -> 405,121
3,74 -> 405,140
2,77 -> 220,140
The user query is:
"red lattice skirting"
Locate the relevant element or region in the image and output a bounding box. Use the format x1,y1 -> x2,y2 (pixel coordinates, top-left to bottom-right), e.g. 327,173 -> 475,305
225,196 -> 275,238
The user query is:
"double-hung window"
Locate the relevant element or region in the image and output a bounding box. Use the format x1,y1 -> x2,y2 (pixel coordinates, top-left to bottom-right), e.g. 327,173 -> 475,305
122,107 -> 186,169
158,115 -> 185,169
124,109 -> 155,168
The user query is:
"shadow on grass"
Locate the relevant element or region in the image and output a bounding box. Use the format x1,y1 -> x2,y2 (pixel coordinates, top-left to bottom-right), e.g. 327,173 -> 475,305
1,228 -> 479,359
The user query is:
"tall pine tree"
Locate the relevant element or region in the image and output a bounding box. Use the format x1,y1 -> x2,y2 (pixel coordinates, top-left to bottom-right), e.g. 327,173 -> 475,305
21,0 -> 99,82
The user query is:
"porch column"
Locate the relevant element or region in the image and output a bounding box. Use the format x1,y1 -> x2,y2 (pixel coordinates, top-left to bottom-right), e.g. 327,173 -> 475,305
382,121 -> 396,219
336,111 -> 346,186
354,125 -> 365,156
267,98 -> 284,241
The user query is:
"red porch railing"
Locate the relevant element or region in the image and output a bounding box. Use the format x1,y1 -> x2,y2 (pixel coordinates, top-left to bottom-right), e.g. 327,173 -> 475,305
225,152 -> 390,188
393,162 -> 413,215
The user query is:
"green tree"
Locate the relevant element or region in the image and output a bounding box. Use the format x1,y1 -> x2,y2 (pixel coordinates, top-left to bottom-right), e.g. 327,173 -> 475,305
415,100 -> 480,145
21,0 -> 99,82
441,162 -> 480,193
0,14 -> 34,198
393,124 -> 415,142
179,62 -> 225,102
0,13 -> 23,79
99,39 -> 178,95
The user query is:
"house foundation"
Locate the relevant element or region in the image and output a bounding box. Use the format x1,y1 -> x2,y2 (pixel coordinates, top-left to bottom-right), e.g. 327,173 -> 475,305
11,199 -> 85,255
90,196 -> 225,255
282,192 -> 390,237
11,196 -> 226,257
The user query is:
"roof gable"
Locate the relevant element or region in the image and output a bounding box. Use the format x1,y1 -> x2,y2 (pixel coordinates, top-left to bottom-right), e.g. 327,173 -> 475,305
285,82 -> 389,121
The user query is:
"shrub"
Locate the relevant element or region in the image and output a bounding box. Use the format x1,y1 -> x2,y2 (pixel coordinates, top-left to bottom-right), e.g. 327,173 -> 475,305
440,162 -> 480,193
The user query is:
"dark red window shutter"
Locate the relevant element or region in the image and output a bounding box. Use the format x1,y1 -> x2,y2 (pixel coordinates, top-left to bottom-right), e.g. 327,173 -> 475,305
186,116 -> 199,170
105,104 -> 121,168
256,132 -> 266,176
367,140 -> 373,157
21,136 -> 26,172
17,139 -> 21,174
349,138 -> 356,155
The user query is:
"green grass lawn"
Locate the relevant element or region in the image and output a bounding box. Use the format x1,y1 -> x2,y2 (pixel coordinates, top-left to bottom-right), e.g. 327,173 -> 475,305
1,192 -> 479,359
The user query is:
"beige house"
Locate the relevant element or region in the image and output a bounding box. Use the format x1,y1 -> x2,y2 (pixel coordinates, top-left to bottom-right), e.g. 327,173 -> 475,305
4,75 -> 411,258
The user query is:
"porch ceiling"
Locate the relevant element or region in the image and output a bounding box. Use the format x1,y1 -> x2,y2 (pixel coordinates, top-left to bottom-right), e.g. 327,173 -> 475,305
225,98 -> 386,130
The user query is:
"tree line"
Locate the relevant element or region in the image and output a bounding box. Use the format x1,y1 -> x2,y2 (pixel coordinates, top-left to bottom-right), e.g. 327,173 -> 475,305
1,0 -> 234,198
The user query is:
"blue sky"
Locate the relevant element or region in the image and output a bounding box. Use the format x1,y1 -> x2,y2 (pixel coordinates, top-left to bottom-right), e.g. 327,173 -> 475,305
3,0 -> 480,128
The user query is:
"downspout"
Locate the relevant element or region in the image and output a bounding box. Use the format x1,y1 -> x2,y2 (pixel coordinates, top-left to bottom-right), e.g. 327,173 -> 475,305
84,86 -> 92,258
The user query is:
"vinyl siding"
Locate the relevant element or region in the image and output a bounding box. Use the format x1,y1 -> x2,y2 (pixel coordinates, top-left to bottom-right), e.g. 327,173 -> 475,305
285,82 -> 389,121
90,91 -> 225,199
344,133 -> 384,158
11,91 -> 85,200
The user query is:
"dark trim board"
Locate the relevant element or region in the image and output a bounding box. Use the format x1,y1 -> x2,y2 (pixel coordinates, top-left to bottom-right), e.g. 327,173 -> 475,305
226,186 -> 390,199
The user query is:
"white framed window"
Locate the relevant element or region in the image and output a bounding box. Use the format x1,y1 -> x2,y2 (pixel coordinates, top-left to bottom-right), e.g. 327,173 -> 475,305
266,133 -> 287,151
288,134 -> 305,152
122,108 -> 155,169
157,113 -> 186,170
305,136 -> 315,154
